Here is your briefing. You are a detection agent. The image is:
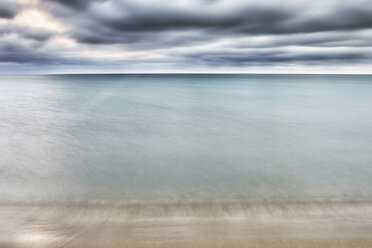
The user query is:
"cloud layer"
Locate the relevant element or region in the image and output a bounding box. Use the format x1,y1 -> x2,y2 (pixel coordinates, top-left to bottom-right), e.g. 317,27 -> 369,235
0,0 -> 20,19
1,0 -> 372,73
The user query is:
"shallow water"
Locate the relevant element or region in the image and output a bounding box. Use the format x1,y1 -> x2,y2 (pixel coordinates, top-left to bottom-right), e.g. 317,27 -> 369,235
1,201 -> 372,246
0,74 -> 371,203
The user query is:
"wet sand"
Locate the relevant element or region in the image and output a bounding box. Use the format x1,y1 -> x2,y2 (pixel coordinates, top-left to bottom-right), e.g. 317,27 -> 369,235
1,201 -> 372,247
3,239 -> 372,248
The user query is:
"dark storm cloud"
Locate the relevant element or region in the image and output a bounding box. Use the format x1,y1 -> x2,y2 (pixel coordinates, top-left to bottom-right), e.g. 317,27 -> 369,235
0,43 -> 60,63
40,0 -> 372,45
284,7 -> 372,33
0,24 -> 55,42
43,0 -> 93,10
0,37 -> 62,64
101,7 -> 288,33
43,1 -> 293,45
0,0 -> 20,19
233,31 -> 372,49
184,49 -> 372,67
0,39 -> 104,66
1,0 -> 372,72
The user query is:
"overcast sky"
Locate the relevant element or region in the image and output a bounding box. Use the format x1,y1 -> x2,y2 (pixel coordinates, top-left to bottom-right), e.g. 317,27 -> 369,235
0,0 -> 372,73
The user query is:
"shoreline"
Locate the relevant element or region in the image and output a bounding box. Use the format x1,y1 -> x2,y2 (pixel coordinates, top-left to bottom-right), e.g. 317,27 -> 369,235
2,200 -> 372,247
3,240 -> 372,248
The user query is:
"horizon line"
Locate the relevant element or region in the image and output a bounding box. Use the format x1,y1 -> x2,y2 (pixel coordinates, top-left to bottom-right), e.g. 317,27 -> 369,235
1,72 -> 372,76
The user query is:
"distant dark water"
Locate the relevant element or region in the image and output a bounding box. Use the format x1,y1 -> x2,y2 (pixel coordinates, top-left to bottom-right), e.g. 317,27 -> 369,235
0,74 -> 371,203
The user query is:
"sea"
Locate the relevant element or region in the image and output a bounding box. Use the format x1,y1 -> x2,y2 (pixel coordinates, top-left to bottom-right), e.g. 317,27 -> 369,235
1,74 -> 371,204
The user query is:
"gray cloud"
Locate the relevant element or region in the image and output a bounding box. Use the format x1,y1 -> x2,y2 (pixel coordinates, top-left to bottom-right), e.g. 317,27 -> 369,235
0,37 -> 66,64
0,24 -> 55,42
0,0 -> 20,19
44,0 -> 95,10
185,49 -> 372,67
1,0 -> 372,72
0,38 -> 110,67
42,0 -> 372,43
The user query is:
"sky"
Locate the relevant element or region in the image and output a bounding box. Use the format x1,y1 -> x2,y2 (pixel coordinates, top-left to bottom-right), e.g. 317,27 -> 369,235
0,0 -> 372,74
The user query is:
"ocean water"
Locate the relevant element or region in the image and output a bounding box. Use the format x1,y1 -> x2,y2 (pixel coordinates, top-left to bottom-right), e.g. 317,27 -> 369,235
0,74 -> 371,204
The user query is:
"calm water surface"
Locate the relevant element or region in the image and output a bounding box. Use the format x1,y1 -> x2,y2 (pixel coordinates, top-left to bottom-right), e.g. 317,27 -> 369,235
0,74 -> 371,203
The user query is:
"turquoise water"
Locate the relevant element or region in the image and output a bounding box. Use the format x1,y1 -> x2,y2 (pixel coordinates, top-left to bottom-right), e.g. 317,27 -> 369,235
0,74 -> 371,203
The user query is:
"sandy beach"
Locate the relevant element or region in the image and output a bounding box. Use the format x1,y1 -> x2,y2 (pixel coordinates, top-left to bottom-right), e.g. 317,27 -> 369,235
1,200 -> 372,247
